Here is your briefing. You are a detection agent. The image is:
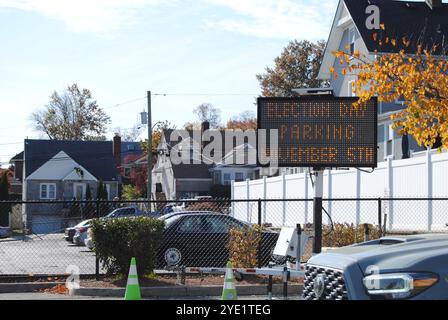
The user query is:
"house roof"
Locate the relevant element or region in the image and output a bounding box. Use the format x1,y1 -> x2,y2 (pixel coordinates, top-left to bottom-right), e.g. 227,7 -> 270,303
319,0 -> 448,79
24,139 -> 119,181
171,163 -> 213,179
345,0 -> 448,54
121,142 -> 143,162
160,129 -> 254,179
10,151 -> 24,162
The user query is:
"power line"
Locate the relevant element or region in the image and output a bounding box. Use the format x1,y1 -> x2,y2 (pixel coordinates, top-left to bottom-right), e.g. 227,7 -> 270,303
0,142 -> 23,146
103,96 -> 147,110
153,93 -> 259,97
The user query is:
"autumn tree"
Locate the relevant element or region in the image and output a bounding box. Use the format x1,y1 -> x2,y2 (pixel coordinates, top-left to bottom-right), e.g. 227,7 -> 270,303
33,84 -> 110,140
332,29 -> 448,150
142,120 -> 175,153
257,40 -> 329,97
227,110 -> 257,130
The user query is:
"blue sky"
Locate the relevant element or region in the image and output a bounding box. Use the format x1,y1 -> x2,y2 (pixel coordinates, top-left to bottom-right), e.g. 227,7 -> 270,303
0,0 -> 338,166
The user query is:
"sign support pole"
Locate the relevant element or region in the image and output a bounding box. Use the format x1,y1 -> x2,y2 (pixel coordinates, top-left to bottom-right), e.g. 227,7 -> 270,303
312,168 -> 324,254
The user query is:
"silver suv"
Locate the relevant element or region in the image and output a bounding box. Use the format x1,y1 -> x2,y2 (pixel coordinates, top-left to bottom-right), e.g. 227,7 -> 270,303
303,234 -> 448,300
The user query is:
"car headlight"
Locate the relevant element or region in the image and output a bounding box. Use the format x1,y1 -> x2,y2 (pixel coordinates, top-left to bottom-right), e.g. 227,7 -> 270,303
363,273 -> 438,299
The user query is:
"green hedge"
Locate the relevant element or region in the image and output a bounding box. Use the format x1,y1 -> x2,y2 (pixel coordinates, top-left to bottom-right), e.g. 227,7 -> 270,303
91,217 -> 165,277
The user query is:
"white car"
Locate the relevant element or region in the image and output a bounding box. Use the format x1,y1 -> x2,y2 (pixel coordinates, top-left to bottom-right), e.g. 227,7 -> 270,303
72,224 -> 90,246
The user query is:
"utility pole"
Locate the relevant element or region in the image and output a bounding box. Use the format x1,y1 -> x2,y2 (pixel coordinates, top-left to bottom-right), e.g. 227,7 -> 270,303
147,91 -> 152,203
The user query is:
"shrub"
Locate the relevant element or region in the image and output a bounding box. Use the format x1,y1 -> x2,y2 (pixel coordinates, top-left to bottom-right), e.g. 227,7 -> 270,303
322,223 -> 382,248
226,225 -> 263,268
122,185 -> 141,201
91,217 -> 165,277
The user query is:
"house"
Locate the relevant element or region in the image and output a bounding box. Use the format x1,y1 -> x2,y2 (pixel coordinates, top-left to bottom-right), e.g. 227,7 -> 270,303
319,0 -> 448,160
152,126 -> 213,200
280,0 -> 448,176
9,152 -> 24,198
21,139 -> 121,234
113,135 -> 145,187
210,143 -> 259,186
151,123 -> 264,200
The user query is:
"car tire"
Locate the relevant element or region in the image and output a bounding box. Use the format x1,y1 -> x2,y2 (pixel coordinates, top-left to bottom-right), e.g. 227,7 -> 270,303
164,248 -> 182,267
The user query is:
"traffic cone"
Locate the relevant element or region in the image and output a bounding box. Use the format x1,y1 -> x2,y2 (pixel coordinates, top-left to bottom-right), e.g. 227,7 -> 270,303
222,261 -> 238,300
124,257 -> 141,300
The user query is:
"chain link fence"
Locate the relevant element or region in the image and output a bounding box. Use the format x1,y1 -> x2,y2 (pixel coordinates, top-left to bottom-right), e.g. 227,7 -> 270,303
0,198 -> 447,277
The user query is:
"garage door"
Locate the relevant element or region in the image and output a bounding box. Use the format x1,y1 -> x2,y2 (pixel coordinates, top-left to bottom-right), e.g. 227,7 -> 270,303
32,216 -> 63,235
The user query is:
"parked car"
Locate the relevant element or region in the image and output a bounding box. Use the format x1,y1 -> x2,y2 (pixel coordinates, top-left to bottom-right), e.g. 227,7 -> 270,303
0,227 -> 12,239
65,220 -> 91,242
83,207 -> 163,249
303,234 -> 448,300
72,222 -> 91,246
85,228 -> 94,250
103,206 -> 159,219
156,212 -> 279,268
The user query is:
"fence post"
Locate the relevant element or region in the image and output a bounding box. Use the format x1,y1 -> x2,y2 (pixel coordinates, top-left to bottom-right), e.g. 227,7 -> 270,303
364,223 -> 370,242
95,199 -> 100,281
304,169 -> 309,224
356,169 -> 361,226
246,179 -> 250,222
387,157 -> 394,231
231,181 -> 235,218
282,173 -> 286,226
426,149 -> 433,232
258,198 -> 262,269
296,224 -> 302,271
327,170 -> 332,219
263,176 -> 267,224
378,198 -> 382,234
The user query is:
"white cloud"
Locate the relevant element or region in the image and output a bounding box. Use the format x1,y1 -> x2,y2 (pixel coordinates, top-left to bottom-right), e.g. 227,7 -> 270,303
204,0 -> 339,40
0,0 -> 168,33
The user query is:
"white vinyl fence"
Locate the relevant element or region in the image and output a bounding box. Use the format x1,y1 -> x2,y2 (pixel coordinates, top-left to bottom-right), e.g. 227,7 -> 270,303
231,150 -> 448,232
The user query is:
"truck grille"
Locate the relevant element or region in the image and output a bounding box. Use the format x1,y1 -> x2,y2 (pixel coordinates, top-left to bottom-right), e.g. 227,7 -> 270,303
303,265 -> 348,300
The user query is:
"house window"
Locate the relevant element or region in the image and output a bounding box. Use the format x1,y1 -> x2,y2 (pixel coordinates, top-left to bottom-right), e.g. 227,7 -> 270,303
235,172 -> 244,182
40,183 -> 56,200
223,173 -> 231,185
73,183 -> 86,200
105,184 -> 111,200
385,123 -> 394,158
349,28 -> 356,56
124,167 -> 131,177
348,80 -> 355,97
214,172 -> 221,185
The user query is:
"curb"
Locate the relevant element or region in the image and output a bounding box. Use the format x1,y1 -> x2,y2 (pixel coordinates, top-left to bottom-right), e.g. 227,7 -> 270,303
72,284 -> 303,298
0,282 -> 65,294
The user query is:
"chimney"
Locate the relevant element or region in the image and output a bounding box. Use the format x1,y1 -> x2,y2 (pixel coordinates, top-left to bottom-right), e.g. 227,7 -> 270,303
201,121 -> 210,153
113,133 -> 122,168
201,121 -> 210,133
426,0 -> 442,9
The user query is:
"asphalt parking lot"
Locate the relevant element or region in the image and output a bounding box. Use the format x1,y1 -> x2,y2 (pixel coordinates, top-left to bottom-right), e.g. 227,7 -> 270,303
0,234 -> 96,275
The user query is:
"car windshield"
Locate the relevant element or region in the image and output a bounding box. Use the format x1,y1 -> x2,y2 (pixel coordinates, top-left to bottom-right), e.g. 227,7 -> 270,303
163,215 -> 182,227
76,220 -> 90,228
106,209 -> 120,218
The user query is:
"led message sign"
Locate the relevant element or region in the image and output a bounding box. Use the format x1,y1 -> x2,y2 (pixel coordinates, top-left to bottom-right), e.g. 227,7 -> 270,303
257,96 -> 378,168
